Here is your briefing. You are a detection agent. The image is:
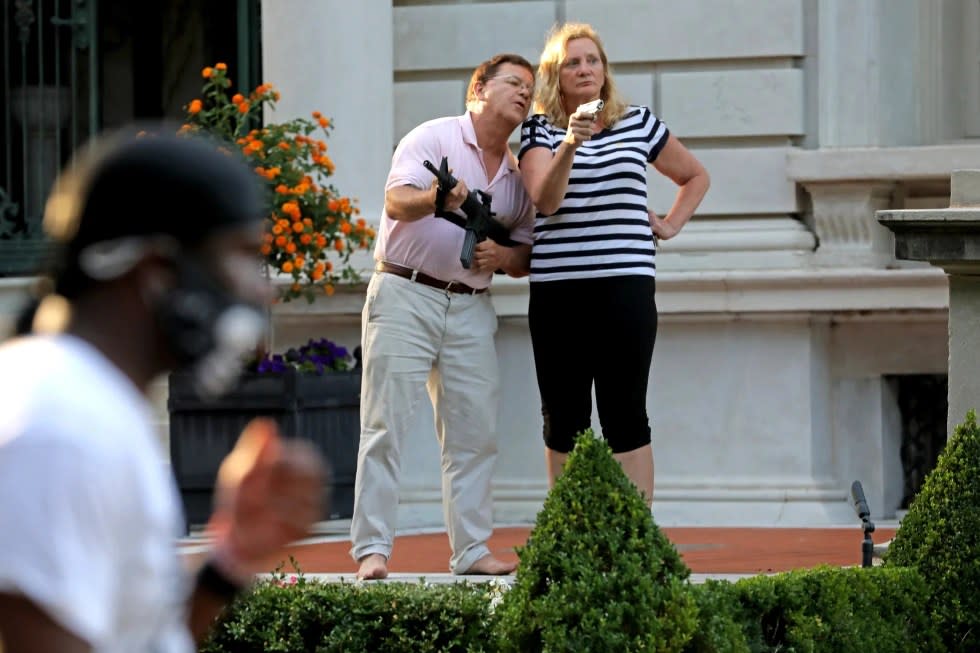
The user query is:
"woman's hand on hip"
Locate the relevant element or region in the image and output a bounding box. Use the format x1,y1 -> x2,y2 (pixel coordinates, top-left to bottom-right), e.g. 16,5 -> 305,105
649,210 -> 680,240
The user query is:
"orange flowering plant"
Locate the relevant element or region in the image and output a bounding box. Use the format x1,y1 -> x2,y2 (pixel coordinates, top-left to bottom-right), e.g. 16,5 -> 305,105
180,62 -> 375,303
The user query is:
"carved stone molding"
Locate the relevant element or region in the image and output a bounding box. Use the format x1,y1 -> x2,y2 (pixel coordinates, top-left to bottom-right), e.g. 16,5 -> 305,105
802,182 -> 899,267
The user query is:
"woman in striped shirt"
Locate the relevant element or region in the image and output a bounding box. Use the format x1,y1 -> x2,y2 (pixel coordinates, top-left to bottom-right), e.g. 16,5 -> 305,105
518,22 -> 709,507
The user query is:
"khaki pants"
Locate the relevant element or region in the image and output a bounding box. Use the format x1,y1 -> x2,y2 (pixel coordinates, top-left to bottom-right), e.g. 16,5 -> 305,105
349,272 -> 500,573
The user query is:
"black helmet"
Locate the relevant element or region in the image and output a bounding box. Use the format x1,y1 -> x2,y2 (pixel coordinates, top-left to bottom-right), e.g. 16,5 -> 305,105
44,125 -> 264,295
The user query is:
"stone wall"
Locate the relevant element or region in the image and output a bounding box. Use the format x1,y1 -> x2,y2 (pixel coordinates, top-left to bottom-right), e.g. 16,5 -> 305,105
4,0 -> 973,529
240,0 -> 971,527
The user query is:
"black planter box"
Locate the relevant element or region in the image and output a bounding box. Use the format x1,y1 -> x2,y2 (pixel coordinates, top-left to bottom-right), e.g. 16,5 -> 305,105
167,367 -> 361,532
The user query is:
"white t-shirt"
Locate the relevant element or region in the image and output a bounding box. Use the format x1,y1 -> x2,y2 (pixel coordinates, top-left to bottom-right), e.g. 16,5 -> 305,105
0,334 -> 193,653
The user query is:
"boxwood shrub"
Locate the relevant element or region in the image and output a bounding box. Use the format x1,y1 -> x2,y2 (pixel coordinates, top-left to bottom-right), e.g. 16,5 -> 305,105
200,573 -> 499,652
883,408 -> 980,651
494,430 -> 697,652
685,565 -> 939,652
196,415 -> 953,652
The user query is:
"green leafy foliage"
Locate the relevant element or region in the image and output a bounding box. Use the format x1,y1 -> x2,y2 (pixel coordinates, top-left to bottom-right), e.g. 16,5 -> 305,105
685,566 -> 938,653
684,580 -> 751,653
494,430 -> 697,652
194,414 -> 952,652
199,570 -> 498,653
883,408 -> 980,651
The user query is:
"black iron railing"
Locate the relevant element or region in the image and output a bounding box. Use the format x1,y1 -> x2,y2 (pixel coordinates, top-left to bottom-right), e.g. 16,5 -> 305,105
1,0 -> 97,276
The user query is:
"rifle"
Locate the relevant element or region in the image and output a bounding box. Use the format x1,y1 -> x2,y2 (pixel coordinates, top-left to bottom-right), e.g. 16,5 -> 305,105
423,157 -> 516,269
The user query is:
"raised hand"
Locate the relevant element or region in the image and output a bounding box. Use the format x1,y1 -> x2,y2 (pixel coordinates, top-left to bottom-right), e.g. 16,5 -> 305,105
429,173 -> 470,213
562,110 -> 595,148
206,417 -> 326,580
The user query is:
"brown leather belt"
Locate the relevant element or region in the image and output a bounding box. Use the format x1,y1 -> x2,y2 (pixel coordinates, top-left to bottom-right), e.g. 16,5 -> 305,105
376,261 -> 488,295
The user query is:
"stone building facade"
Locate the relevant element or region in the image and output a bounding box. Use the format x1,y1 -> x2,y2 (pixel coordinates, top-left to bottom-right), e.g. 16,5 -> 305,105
259,0 -> 980,528
3,0 -> 974,527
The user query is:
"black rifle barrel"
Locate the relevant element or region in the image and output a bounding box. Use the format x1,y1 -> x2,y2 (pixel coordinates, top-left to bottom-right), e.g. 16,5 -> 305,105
423,159 -> 455,188
423,159 -> 486,216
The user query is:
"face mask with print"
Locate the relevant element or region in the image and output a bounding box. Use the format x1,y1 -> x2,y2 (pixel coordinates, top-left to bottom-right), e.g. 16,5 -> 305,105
152,253 -> 267,399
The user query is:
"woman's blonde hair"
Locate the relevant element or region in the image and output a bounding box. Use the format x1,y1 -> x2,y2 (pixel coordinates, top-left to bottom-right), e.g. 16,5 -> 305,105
533,22 -> 630,128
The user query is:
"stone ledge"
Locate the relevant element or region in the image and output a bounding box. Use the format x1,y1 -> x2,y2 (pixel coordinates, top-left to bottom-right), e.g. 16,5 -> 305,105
492,267 -> 948,315
654,267 -> 947,314
787,143 -> 980,183
878,208 -> 980,269
2,266 -> 949,328
2,267 -> 948,327
251,571 -> 757,585
265,266 -> 949,320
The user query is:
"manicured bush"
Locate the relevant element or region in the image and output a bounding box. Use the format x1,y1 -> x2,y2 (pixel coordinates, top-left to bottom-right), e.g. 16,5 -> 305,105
883,408 -> 980,651
196,413 -> 954,652
686,566 -> 938,653
494,430 -> 697,652
200,571 -> 499,652
684,580 -> 750,653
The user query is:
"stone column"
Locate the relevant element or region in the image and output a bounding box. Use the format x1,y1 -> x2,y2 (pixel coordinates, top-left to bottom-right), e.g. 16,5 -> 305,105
261,1 -> 393,224
816,0 -> 937,147
878,170 -> 980,435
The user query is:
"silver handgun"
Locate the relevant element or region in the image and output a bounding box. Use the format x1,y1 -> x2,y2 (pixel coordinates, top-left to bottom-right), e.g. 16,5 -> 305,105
576,99 -> 604,116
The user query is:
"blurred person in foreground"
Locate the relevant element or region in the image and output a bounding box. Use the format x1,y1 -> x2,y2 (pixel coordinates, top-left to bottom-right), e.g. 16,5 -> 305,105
519,23 -> 710,506
0,127 -> 325,653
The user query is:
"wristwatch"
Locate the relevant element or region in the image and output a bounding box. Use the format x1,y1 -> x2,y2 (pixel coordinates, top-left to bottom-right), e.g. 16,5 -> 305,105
196,559 -> 246,600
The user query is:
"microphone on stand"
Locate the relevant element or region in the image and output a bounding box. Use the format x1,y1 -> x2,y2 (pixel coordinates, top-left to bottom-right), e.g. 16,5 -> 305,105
851,480 -> 876,568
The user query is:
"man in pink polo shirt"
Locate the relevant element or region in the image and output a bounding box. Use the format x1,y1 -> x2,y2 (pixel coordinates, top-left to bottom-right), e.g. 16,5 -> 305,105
351,53 -> 536,580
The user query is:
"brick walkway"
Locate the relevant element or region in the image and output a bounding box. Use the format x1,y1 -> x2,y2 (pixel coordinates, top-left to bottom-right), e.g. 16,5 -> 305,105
181,524 -> 898,577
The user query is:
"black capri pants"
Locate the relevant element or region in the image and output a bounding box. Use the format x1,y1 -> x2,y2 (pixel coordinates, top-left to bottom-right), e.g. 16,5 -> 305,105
528,274 -> 658,454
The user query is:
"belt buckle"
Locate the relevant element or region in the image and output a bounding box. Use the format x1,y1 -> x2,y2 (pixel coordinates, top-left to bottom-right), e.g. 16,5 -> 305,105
444,280 -> 454,298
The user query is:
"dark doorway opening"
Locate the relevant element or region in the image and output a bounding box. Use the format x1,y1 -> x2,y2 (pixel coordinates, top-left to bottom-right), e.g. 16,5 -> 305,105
0,0 -> 261,276
888,374 -> 947,509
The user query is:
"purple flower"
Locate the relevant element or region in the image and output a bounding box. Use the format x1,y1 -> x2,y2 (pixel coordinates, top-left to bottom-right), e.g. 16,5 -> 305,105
250,337 -> 354,375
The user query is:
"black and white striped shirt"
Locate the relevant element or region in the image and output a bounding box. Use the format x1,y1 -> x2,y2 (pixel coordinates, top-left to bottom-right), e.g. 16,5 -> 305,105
518,106 -> 669,282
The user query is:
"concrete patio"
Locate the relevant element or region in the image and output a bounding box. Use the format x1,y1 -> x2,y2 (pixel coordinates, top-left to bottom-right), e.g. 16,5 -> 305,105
178,520 -> 900,585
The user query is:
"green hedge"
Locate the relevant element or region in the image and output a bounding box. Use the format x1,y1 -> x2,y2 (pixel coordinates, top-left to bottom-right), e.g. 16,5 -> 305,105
883,408 -> 980,651
198,419 -> 957,652
201,564 -> 936,653
685,566 -> 939,653
200,574 -> 499,652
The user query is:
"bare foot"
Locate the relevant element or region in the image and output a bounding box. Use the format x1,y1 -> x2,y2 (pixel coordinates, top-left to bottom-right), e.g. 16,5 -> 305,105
356,553 -> 388,580
459,553 -> 518,575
